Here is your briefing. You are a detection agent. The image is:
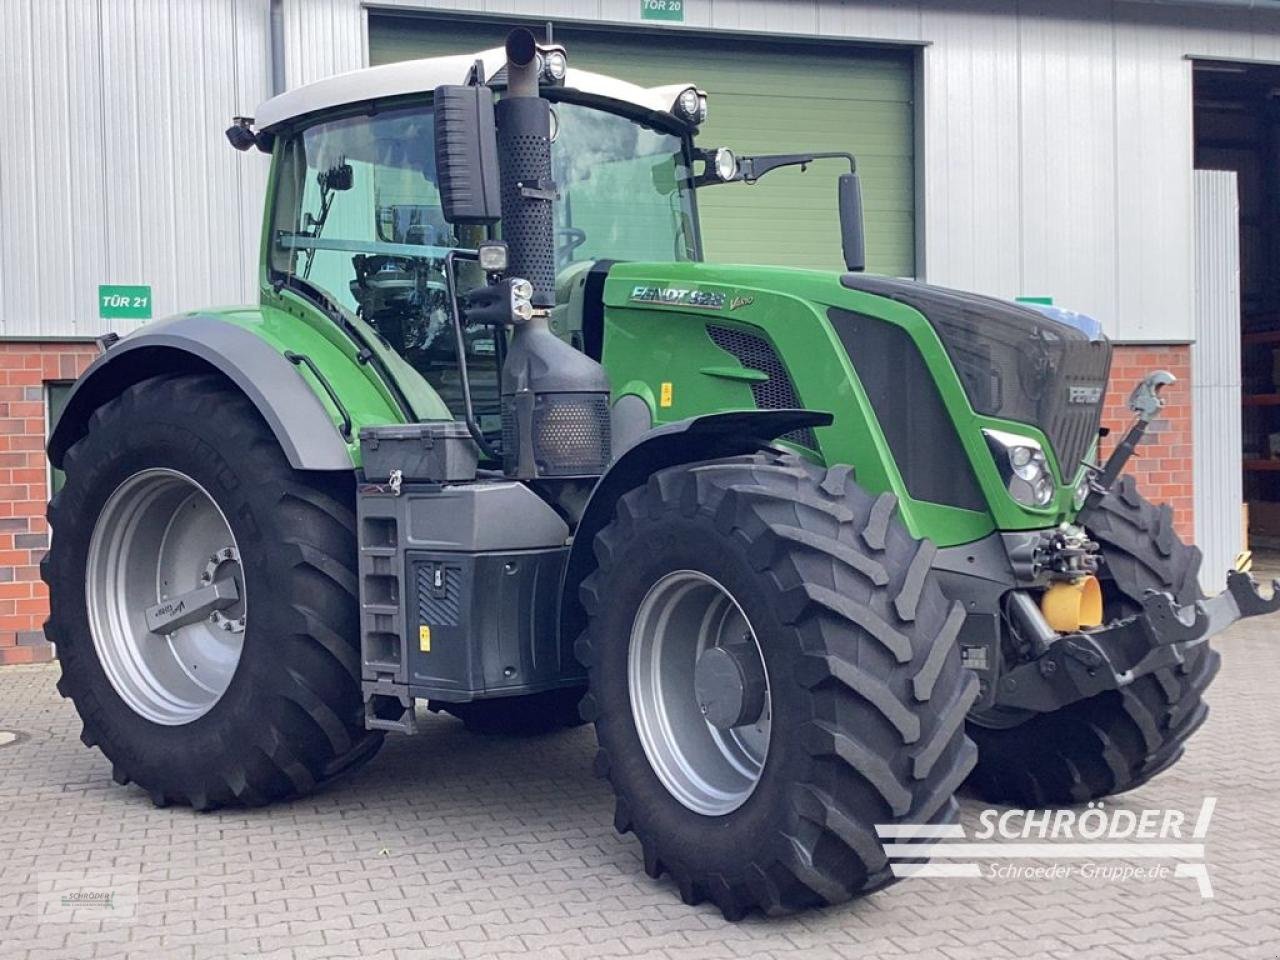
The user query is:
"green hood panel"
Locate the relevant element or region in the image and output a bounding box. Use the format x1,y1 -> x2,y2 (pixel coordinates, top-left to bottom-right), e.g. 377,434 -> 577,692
597,262 -> 1091,546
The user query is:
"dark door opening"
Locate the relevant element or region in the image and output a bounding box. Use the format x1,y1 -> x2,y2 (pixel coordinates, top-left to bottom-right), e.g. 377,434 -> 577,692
1194,60 -> 1280,555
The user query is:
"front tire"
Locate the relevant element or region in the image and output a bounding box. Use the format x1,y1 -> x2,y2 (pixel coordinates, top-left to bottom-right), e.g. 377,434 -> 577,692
966,476 -> 1220,805
575,455 -> 978,918
44,374 -> 381,809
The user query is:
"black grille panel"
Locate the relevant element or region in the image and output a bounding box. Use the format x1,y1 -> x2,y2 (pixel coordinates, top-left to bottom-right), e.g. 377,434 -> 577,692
706,324 -> 817,449
416,563 -> 462,627
503,393 -> 611,477
840,275 -> 1112,479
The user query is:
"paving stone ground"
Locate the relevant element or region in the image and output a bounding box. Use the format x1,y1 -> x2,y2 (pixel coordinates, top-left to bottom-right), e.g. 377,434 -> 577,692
1,614 -> 1277,960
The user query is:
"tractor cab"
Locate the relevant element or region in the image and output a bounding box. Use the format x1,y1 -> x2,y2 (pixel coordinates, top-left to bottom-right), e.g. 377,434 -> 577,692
241,39 -> 863,457
248,45 -> 704,441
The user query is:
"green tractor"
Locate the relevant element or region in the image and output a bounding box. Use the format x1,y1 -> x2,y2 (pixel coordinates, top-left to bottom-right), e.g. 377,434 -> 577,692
46,28 -> 1276,917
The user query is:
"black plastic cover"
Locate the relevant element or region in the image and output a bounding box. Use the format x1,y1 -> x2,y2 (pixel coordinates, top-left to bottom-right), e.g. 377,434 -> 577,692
840,275 -> 1112,478
838,173 -> 866,273
829,308 -> 987,512
433,85 -> 502,224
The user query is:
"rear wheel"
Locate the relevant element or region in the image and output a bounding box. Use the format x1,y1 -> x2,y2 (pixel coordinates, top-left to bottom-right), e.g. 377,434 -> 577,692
966,476 -> 1219,805
576,454 -> 978,918
44,374 -> 381,809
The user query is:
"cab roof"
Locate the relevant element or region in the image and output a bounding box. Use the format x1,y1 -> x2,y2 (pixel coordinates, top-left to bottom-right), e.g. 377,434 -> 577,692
255,46 -> 699,132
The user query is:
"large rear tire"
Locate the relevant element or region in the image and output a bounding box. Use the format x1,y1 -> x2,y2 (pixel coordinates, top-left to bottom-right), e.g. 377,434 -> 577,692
966,476 -> 1220,805
576,454 -> 978,918
43,374 -> 381,809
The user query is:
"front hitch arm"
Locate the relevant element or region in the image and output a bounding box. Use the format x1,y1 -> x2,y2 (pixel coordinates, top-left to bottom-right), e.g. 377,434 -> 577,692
1089,370 -> 1176,494
995,570 -> 1278,714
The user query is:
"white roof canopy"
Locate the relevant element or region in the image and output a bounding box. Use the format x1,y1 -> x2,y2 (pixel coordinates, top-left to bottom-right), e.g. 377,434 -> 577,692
254,47 -> 698,132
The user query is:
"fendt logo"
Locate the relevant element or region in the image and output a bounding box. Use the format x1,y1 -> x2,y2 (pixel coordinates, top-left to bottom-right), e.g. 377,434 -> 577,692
1068,385 -> 1105,404
630,286 -> 726,309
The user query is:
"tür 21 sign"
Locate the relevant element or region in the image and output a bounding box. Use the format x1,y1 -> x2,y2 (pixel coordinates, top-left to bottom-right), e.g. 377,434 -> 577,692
98,284 -> 152,320
641,0 -> 683,21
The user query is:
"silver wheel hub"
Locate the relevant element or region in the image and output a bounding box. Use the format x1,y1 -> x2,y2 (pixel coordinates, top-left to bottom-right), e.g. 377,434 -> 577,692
629,570 -> 771,816
86,469 -> 246,725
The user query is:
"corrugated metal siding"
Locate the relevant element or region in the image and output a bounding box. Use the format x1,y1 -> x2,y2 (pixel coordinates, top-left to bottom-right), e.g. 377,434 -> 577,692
308,0 -> 1280,342
0,0 -> 271,339
1192,169 -> 1243,592
6,0 -> 1280,341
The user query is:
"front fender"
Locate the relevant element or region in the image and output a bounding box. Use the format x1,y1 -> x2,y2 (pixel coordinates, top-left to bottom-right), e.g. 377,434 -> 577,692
558,408 -> 833,651
49,312 -> 372,471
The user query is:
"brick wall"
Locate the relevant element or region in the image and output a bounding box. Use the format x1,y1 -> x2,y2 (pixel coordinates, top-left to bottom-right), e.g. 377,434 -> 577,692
0,340 -> 1201,668
0,342 -> 98,666
1100,344 -> 1194,540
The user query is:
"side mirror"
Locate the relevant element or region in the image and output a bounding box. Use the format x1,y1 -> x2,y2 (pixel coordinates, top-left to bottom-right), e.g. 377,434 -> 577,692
434,85 -> 502,224
319,161 -> 353,192
838,173 -> 865,273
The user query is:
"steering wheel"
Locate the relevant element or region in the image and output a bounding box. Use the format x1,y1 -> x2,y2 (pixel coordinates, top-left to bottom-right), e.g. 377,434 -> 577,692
556,227 -> 588,268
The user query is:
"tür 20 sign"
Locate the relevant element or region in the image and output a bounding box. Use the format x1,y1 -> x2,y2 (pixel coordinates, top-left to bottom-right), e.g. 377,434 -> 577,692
641,0 -> 683,22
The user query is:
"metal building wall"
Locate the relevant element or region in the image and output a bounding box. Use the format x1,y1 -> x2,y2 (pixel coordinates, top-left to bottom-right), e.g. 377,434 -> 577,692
5,0 -> 1280,342
0,0 -> 273,339
279,0 -> 1280,344
1192,170 -> 1243,592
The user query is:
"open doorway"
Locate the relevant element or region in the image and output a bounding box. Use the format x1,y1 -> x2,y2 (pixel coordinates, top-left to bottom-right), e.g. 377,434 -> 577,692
1194,60 -> 1280,574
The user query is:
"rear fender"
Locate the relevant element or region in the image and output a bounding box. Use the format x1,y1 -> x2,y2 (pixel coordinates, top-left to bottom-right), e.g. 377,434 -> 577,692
558,408 -> 833,651
49,313 -> 366,471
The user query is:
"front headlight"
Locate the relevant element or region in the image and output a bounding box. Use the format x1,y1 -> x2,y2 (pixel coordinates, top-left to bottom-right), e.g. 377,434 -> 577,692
984,428 -> 1055,507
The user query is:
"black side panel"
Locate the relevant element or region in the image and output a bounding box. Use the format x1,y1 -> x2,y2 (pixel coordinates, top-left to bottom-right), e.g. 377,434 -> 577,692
580,259 -> 615,361
829,308 -> 986,512
407,549 -> 572,700
705,324 -> 818,450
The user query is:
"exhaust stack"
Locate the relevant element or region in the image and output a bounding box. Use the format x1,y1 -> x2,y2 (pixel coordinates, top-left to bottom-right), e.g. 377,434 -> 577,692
496,28 -> 555,308
496,28 -> 612,480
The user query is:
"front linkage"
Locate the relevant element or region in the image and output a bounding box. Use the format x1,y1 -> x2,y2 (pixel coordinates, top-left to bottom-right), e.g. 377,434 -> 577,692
991,369 -> 1279,716
997,570 -> 1277,713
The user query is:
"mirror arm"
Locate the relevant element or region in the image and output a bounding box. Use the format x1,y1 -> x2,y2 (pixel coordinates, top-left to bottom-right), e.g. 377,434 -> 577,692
693,150 -> 856,188
736,151 -> 855,183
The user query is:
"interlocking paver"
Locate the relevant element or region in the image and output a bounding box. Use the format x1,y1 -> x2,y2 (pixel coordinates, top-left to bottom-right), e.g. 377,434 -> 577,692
1,615 -> 1277,959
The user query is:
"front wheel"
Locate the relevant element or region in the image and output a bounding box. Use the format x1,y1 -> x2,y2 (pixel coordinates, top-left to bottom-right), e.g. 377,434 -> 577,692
575,455 -> 978,918
966,477 -> 1220,806
44,374 -> 381,810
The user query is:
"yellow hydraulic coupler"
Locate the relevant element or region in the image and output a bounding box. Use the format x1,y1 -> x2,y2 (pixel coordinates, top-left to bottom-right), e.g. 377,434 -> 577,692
1041,575 -> 1103,632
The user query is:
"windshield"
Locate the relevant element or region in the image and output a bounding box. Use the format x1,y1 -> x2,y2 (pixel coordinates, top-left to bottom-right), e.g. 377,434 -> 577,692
549,101 -> 697,266
269,98 -> 697,423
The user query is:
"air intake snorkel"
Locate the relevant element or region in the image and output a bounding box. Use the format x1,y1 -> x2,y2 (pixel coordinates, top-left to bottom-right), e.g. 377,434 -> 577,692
495,28 -> 612,479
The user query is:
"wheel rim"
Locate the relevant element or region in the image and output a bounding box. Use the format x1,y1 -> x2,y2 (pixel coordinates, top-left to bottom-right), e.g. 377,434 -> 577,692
86,469 -> 246,725
629,570 -> 771,816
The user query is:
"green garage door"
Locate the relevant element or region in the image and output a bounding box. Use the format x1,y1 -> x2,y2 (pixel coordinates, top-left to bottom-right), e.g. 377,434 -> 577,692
370,15 -> 915,277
